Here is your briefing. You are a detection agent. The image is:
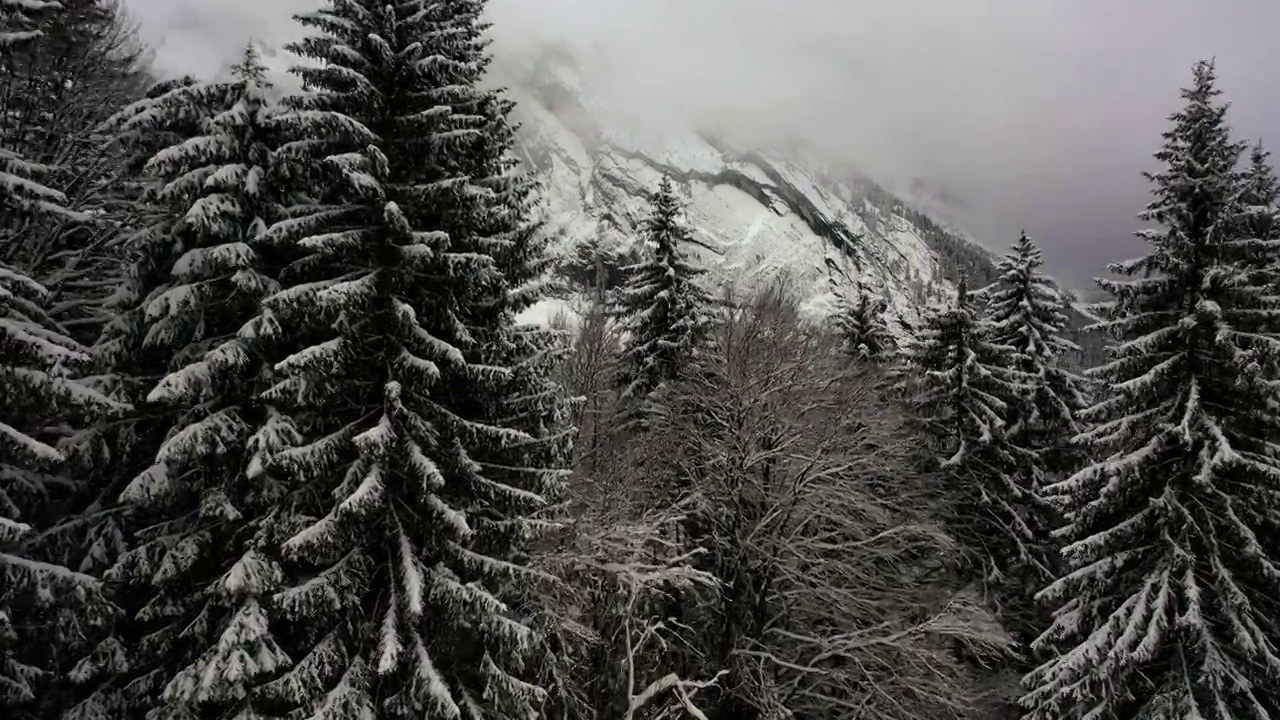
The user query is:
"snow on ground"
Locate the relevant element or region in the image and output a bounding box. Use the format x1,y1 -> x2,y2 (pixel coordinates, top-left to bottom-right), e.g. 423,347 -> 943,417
684,182 -> 833,321
726,158 -> 780,191
762,155 -> 846,224
601,120 -> 726,176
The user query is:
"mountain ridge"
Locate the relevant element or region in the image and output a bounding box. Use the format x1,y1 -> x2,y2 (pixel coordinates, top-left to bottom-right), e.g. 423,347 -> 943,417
255,40 -> 1001,325
497,44 -> 1003,328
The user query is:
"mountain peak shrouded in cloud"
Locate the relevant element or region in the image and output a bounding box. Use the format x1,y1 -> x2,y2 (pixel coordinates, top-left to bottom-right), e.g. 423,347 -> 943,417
122,0 -> 1280,288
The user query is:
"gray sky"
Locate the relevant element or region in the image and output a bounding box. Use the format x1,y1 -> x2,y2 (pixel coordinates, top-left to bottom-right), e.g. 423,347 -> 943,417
122,0 -> 1280,288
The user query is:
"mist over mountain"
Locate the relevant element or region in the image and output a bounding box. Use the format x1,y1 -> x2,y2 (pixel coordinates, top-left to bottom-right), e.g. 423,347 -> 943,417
123,0 -> 1280,292
207,32 -> 1004,326
491,42 -> 1014,326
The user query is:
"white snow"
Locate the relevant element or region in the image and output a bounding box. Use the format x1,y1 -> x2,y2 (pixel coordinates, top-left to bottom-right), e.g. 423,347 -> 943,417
503,58 -> 981,330
515,297 -> 577,328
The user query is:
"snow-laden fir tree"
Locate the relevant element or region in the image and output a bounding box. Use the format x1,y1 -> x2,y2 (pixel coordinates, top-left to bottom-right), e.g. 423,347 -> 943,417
60,47 -> 298,720
250,1 -> 573,717
0,0 -> 55,46
902,276 -> 1054,636
0,174 -> 121,719
827,255 -> 895,362
1238,144 -> 1280,375
1022,60 -> 1280,720
1238,142 -> 1280,247
0,0 -> 125,712
0,0 -> 155,346
985,230 -> 1090,485
1237,143 -> 1280,315
56,74 -> 230,585
614,176 -> 714,398
28,85 -> 220,713
91,73 -> 237,398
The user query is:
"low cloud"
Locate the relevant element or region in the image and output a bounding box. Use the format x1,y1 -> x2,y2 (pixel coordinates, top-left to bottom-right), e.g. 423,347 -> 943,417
125,0 -> 1280,287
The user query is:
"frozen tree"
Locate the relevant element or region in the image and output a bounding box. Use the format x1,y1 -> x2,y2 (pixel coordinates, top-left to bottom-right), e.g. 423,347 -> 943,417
250,1 -> 572,718
550,298 -> 621,479
1238,143 -> 1280,367
54,74 -> 229,586
59,46 -> 297,720
0,245 -> 121,717
1237,142 -> 1280,247
0,0 -> 124,713
1022,61 -> 1280,720
985,231 -> 1090,482
0,0 -> 153,343
827,254 -> 895,362
1237,143 -> 1280,304
650,285 -> 1011,720
536,508 -> 725,720
614,176 -> 714,398
903,277 -> 1054,637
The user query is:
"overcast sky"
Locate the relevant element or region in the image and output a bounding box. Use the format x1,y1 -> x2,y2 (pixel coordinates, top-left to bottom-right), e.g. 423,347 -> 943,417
122,0 -> 1280,288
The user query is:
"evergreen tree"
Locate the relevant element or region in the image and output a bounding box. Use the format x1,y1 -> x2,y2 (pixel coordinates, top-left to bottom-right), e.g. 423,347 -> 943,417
0,0 -> 123,712
0,0 -> 153,344
0,0 -> 56,45
0,233 -> 120,718
1239,143 -> 1280,378
1022,61 -> 1280,720
58,74 -> 226,581
250,1 -> 571,717
1237,142 -> 1280,310
985,230 -> 1090,484
614,175 -> 713,398
828,259 -> 895,361
1238,142 -> 1280,247
903,276 -> 1053,636
60,47 -> 297,720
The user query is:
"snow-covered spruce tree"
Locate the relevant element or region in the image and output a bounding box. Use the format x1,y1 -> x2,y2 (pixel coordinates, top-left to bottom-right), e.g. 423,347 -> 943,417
251,1 -> 573,717
55,75 -> 230,584
903,276 -> 1055,638
828,260 -> 895,362
985,230 -> 1090,484
0,0 -> 124,713
23,84 -> 219,709
1021,61 -> 1280,720
614,175 -> 714,398
1238,143 -> 1280,372
0,182 -> 122,719
1238,142 -> 1280,247
0,0 -> 55,45
1237,143 -> 1280,307
59,47 -> 299,720
0,0 -> 154,345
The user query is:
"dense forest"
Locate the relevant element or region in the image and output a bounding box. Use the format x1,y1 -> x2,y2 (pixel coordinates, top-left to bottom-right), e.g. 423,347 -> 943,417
3,2 -> 1280,720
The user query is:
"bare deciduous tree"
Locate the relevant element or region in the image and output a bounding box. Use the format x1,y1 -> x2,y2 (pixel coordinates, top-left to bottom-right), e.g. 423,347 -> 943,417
644,282 -> 1014,720
550,298 -> 622,481
533,506 -> 727,720
532,281 -> 1018,720
533,302 -> 727,720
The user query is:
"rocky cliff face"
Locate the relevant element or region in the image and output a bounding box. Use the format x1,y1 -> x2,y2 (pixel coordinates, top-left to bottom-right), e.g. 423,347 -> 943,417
496,47 -> 1000,328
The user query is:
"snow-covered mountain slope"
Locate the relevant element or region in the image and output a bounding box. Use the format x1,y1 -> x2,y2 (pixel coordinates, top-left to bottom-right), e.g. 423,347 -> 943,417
256,41 -> 998,328
496,47 -> 1000,328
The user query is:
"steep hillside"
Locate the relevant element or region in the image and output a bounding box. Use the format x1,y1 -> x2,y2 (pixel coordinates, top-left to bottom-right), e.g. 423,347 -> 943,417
495,46 -> 999,327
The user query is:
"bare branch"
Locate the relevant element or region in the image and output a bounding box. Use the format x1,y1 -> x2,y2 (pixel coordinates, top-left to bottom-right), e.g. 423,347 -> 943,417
636,286 -> 1016,720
